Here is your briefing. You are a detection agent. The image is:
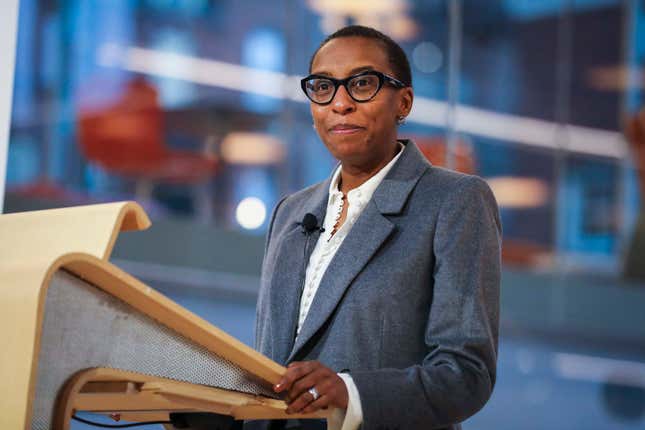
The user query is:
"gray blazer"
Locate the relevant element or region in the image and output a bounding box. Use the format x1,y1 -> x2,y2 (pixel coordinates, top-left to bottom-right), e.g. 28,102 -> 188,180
254,140 -> 501,430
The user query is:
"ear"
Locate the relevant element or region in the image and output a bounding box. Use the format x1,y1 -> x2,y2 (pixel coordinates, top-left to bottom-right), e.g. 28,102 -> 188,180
397,87 -> 414,118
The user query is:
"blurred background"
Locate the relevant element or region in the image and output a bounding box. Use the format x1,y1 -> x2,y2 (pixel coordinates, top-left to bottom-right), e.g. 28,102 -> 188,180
3,0 -> 645,429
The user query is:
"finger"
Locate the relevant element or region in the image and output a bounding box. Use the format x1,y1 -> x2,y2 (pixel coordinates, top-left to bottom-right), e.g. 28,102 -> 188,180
275,361 -> 315,392
275,361 -> 320,393
287,368 -> 330,402
289,367 -> 332,399
302,394 -> 331,414
288,360 -> 317,368
286,388 -> 319,414
307,377 -> 348,411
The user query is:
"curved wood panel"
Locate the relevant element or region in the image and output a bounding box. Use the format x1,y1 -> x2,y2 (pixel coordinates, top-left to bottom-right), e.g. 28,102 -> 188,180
0,202 -> 299,430
0,201 -> 150,265
0,202 -> 149,429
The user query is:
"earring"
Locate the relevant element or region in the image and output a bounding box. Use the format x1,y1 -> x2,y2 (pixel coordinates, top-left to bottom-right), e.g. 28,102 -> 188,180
396,115 -> 406,125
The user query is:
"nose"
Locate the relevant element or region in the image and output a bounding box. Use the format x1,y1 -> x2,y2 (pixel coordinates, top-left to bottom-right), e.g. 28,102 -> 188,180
331,84 -> 356,115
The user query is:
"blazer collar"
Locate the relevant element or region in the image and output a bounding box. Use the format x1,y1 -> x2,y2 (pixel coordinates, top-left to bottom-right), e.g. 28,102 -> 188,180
372,139 -> 430,214
285,140 -> 431,363
302,178 -> 330,223
306,139 -> 430,218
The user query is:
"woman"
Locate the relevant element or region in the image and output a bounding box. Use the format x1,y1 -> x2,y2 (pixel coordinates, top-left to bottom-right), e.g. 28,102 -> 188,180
253,25 -> 501,430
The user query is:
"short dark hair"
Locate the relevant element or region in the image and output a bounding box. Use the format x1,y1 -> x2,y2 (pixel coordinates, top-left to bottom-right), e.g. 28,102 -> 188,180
308,25 -> 412,88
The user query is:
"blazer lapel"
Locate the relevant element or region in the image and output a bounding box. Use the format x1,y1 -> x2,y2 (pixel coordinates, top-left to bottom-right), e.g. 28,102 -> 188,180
287,141 -> 430,362
269,181 -> 329,364
287,202 -> 394,362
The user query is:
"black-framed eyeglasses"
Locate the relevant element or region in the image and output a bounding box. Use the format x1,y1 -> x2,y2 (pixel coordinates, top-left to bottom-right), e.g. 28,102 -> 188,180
300,70 -> 407,105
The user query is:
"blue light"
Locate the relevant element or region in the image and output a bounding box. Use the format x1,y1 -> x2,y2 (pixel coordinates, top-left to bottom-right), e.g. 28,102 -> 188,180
150,29 -> 198,108
241,28 -> 286,113
504,0 -> 619,20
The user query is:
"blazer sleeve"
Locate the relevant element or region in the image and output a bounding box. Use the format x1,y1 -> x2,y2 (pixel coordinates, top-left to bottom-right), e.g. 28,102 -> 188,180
349,175 -> 502,429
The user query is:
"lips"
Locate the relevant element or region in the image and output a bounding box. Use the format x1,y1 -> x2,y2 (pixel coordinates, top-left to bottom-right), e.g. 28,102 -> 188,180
329,123 -> 365,134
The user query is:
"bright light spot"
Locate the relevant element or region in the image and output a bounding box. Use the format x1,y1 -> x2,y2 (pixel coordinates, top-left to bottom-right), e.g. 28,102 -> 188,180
236,197 -> 267,230
221,132 -> 285,165
486,176 -> 549,208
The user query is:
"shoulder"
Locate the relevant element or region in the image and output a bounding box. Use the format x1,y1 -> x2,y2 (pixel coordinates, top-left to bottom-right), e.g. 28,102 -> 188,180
418,164 -> 485,190
410,166 -> 500,234
414,165 -> 496,208
418,167 -> 501,237
280,180 -> 326,208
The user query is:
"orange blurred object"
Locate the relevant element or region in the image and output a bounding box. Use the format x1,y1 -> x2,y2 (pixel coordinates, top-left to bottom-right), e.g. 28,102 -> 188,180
77,77 -> 218,185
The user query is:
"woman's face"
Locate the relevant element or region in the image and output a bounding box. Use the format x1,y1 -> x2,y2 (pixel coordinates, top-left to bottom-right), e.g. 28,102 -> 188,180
309,37 -> 413,168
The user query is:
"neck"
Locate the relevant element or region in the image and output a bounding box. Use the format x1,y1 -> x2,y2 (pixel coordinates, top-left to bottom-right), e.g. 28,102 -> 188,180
338,141 -> 400,194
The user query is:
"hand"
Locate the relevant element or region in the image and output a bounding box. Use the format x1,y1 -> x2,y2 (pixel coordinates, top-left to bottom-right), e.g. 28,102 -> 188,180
273,360 -> 349,414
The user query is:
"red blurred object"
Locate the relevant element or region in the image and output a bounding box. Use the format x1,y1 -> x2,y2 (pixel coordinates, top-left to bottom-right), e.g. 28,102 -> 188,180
623,108 -> 645,280
77,77 -> 218,185
625,108 -> 645,198
410,135 -> 476,174
501,240 -> 552,268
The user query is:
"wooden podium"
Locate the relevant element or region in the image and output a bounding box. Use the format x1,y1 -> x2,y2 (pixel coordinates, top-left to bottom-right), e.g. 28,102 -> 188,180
0,202 -> 329,429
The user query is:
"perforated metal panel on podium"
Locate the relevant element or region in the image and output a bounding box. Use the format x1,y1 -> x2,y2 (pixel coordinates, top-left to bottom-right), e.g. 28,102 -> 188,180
0,202 -> 329,429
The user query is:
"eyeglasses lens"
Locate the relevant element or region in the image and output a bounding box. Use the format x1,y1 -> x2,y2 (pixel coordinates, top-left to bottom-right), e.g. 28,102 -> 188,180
348,74 -> 380,100
305,73 -> 381,104
305,79 -> 334,104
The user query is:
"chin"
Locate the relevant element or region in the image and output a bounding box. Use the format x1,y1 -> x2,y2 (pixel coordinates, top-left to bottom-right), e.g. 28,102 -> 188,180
324,138 -> 368,160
